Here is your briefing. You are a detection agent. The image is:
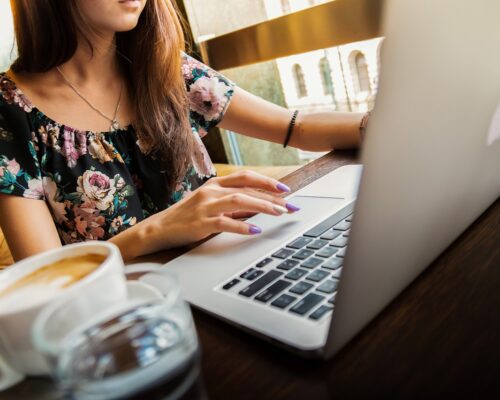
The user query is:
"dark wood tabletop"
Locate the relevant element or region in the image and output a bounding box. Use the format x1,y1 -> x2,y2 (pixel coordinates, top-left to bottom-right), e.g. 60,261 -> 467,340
2,150 -> 499,400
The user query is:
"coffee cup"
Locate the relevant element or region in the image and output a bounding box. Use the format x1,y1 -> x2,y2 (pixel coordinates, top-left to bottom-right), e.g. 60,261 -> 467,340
0,242 -> 128,390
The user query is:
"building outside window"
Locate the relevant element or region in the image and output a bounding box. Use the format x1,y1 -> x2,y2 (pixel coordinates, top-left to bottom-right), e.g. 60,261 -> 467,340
280,0 -> 291,13
352,51 -> 371,93
292,64 -> 308,98
319,57 -> 334,97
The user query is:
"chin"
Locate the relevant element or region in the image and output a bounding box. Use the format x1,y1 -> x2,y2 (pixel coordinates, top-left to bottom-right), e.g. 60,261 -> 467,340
112,18 -> 141,32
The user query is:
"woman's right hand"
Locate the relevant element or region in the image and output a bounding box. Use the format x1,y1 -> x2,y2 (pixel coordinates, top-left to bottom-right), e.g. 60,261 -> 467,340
137,170 -> 300,254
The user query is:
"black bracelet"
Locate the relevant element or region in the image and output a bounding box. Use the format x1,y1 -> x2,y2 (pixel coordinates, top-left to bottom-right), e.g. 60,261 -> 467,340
283,110 -> 299,148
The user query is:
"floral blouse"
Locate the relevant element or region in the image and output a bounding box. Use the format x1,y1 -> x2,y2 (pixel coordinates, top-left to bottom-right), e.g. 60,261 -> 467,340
0,54 -> 234,244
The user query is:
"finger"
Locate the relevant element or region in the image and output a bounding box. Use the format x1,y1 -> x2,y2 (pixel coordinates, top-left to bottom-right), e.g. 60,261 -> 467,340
215,170 -> 291,194
224,211 -> 258,219
239,187 -> 300,212
212,186 -> 300,213
207,193 -> 289,216
209,216 -> 262,235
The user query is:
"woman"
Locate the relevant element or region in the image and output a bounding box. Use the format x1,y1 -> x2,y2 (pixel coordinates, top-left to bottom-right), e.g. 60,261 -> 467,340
0,0 -> 365,262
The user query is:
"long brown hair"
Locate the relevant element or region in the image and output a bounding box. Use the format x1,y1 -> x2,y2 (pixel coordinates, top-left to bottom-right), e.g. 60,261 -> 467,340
10,0 -> 194,195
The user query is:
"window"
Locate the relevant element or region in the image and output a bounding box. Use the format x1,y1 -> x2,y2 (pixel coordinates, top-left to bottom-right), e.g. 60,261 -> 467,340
292,64 -> 308,98
280,0 -> 291,13
319,57 -> 334,96
351,51 -> 371,93
183,0 -> 381,165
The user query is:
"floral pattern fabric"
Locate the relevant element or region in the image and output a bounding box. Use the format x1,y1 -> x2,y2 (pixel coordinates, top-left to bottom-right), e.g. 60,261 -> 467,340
0,54 -> 234,244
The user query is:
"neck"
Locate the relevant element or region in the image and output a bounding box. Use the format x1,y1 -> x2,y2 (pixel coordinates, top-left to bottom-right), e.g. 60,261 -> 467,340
59,31 -> 121,85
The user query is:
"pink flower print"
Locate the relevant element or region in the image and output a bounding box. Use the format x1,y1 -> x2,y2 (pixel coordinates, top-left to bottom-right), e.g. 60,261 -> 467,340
1,79 -> 33,112
110,216 -> 124,232
23,178 -> 44,199
188,76 -> 229,122
182,63 -> 194,80
182,55 -> 212,81
77,170 -> 117,211
76,131 -> 88,156
62,127 -> 80,168
6,159 -> 20,175
73,202 -> 105,240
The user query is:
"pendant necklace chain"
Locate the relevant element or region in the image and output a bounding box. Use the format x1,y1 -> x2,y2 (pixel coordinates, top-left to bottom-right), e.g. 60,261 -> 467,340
56,66 -> 123,132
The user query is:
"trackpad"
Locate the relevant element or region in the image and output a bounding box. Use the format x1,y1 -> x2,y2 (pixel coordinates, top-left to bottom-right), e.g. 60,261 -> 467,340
247,196 -> 346,241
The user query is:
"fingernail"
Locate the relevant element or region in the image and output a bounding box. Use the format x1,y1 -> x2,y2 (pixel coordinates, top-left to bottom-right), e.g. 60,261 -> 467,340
249,225 -> 262,235
276,183 -> 291,192
273,205 -> 289,215
286,203 -> 300,212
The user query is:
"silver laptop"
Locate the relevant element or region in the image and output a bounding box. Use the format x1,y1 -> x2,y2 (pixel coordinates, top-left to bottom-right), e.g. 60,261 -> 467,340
154,0 -> 500,358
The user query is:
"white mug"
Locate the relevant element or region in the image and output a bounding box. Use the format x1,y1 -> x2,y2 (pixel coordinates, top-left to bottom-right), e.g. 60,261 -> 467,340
0,242 -> 128,390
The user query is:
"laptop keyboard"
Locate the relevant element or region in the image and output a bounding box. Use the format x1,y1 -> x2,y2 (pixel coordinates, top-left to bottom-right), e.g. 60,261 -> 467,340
220,205 -> 353,321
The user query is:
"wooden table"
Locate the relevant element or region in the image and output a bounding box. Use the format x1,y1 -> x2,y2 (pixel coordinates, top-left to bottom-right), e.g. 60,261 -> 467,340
2,151 -> 499,400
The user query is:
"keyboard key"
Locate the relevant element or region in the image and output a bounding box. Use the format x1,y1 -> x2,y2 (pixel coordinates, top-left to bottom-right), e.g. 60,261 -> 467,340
316,247 -> 339,258
255,280 -> 291,303
287,237 -> 313,249
320,230 -> 342,241
239,270 -> 282,297
285,268 -> 308,280
309,305 -> 333,320
271,294 -> 297,309
222,278 -> 240,290
277,259 -> 299,271
292,249 -> 314,260
303,214 -> 343,238
301,257 -> 323,269
322,258 -> 343,270
306,269 -> 330,282
240,268 -> 264,281
333,220 -> 351,231
306,239 -> 329,250
256,257 -> 273,268
316,279 -> 338,294
290,281 -> 314,295
272,248 -> 295,259
336,248 -> 347,258
290,293 -> 325,315
331,268 -> 343,279
328,292 -> 337,304
345,214 -> 353,222
330,236 -> 349,247
343,229 -> 351,237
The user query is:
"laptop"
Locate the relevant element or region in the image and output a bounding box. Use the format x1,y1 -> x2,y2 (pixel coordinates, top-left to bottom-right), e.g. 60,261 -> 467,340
154,0 -> 500,358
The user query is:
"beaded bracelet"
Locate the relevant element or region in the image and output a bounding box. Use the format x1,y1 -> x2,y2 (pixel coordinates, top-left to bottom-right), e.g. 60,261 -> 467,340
283,110 -> 299,148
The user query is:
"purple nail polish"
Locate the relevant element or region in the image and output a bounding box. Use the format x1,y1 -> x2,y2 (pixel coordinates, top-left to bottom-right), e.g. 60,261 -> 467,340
276,183 -> 291,193
249,225 -> 262,235
286,203 -> 300,212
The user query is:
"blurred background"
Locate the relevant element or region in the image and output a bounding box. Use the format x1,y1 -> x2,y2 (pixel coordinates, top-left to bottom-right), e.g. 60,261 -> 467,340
0,0 -> 382,169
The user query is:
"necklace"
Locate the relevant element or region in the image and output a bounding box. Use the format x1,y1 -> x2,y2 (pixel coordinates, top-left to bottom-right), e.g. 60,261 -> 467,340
56,66 -> 123,132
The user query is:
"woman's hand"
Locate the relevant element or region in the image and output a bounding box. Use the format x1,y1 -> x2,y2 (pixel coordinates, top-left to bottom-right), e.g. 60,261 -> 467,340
142,170 -> 300,252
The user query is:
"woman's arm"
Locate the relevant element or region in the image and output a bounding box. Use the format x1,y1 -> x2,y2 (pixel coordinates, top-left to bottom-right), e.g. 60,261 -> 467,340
0,194 -> 63,261
218,87 -> 363,151
1,171 -> 296,263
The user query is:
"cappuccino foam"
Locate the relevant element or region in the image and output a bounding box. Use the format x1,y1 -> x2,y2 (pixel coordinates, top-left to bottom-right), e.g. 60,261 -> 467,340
0,253 -> 105,310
